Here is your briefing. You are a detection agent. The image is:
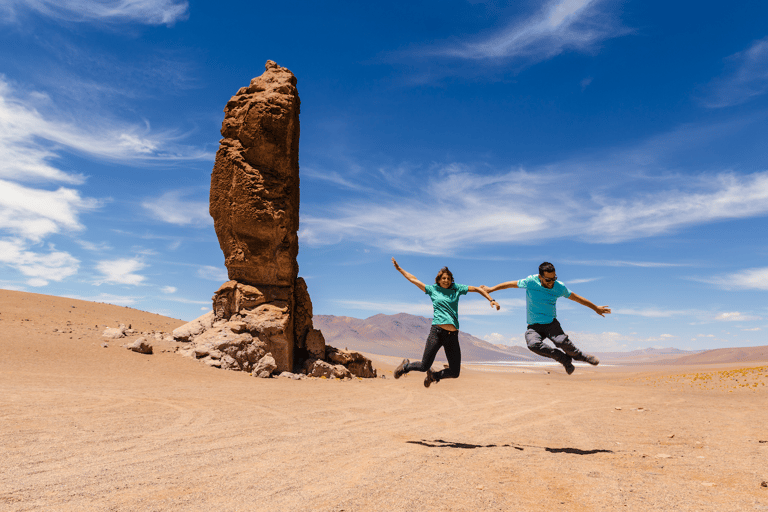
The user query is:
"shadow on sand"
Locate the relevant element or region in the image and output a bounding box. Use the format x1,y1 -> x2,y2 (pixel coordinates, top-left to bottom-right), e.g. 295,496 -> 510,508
407,439 -> 613,455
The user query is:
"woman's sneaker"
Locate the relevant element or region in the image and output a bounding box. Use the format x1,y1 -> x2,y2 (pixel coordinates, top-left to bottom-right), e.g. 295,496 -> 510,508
424,369 -> 438,388
394,359 -> 409,379
584,354 -> 600,366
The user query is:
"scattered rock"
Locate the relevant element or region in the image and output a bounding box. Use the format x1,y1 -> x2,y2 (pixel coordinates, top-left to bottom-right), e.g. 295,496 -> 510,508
102,324 -> 126,339
252,353 -> 277,378
761,481 -> 767,488
278,371 -> 305,380
126,338 -> 153,355
101,343 -> 108,348
304,359 -> 351,379
326,346 -> 377,378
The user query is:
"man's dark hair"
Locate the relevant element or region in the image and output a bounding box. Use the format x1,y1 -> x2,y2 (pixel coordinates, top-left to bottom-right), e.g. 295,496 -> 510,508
539,262 -> 556,275
435,266 -> 454,285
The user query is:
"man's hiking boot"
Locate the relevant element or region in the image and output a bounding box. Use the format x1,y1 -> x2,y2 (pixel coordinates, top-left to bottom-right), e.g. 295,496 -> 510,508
424,369 -> 437,388
562,356 -> 575,375
583,354 -> 600,366
394,359 -> 409,379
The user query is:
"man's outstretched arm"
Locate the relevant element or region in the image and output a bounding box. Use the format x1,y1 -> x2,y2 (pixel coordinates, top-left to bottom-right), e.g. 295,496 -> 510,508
480,280 -> 520,293
568,292 -> 611,317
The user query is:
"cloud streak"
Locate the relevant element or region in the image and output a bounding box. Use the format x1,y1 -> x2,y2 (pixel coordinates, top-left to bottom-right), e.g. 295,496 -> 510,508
2,0 -> 189,26
706,267 -> 768,291
94,257 -> 147,286
142,190 -> 211,227
0,238 -> 79,286
427,0 -> 627,63
302,165 -> 768,254
702,36 -> 768,108
0,179 -> 100,241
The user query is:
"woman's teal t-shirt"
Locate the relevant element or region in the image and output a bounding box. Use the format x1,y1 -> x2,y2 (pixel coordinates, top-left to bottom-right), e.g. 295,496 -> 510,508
424,283 -> 469,329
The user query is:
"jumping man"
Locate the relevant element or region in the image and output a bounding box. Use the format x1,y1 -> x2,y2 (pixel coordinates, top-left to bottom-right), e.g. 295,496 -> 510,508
482,262 -> 610,375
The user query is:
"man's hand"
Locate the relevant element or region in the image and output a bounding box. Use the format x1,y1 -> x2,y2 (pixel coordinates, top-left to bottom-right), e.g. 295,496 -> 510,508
595,306 -> 611,317
490,299 -> 500,311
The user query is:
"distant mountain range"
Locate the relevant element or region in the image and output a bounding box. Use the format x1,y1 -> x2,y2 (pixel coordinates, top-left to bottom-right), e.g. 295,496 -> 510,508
313,313 -> 708,364
313,313 -> 545,363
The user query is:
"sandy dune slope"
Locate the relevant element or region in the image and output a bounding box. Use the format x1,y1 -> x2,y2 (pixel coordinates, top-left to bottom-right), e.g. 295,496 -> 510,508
2,290 -> 768,511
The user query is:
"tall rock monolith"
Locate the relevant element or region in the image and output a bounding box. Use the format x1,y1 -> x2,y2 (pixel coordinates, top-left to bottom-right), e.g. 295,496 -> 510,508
174,61 -> 375,379
207,60 -> 309,373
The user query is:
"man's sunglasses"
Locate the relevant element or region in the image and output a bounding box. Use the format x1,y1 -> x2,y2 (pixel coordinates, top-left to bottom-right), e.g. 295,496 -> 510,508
540,275 -> 557,283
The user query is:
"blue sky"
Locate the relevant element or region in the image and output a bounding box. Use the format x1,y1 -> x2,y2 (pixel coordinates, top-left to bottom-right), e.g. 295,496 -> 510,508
1,0 -> 768,353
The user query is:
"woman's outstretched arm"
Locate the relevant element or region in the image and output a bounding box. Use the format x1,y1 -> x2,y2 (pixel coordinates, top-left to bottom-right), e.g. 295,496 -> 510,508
467,286 -> 501,310
392,257 -> 426,292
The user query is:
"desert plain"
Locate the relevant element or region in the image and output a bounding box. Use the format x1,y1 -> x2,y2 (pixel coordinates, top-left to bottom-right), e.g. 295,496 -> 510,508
1,289 -> 767,511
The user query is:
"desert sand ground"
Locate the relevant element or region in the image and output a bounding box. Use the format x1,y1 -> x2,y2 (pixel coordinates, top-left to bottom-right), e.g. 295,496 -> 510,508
2,290 -> 767,511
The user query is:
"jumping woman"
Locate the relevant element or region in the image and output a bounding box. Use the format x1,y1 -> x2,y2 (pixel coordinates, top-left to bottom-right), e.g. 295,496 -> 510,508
391,257 -> 500,388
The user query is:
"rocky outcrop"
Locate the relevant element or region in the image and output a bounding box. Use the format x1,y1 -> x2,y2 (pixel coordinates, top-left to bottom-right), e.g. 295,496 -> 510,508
172,61 -> 375,379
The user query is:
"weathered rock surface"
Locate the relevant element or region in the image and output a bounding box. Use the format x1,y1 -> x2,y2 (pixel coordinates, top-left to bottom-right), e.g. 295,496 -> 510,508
172,311 -> 214,342
210,60 -> 300,287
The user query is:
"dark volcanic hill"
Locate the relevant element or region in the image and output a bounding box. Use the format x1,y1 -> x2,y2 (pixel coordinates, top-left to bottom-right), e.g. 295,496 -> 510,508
313,313 -> 545,363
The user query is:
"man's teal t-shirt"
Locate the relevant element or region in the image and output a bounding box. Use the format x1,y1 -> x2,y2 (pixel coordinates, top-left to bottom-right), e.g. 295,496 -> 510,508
424,283 -> 469,329
518,275 -> 571,325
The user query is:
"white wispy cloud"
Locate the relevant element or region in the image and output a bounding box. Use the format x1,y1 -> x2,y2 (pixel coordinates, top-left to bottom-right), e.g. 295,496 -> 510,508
586,171 -> 768,242
429,0 -> 627,62
702,36 -> 768,108
0,77 -> 211,176
196,265 -> 228,282
565,277 -> 602,284
0,238 -> 79,286
562,330 -> 631,352
713,311 -> 761,322
2,0 -> 189,26
483,332 -> 527,347
565,259 -> 690,268
161,286 -> 177,294
302,163 -> 768,253
142,190 -> 211,226
70,292 -> 139,306
94,257 -> 146,285
613,308 -> 691,318
0,179 -> 100,241
706,266 -> 768,291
